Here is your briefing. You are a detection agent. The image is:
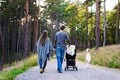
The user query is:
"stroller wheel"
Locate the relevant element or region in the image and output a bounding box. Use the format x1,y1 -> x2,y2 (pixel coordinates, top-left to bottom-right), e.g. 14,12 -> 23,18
73,66 -> 75,70
75,67 -> 78,71
64,67 -> 67,71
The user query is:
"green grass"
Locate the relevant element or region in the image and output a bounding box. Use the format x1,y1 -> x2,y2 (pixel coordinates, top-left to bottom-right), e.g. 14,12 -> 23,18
0,54 -> 38,80
0,67 -> 27,80
77,45 -> 120,68
23,55 -> 38,68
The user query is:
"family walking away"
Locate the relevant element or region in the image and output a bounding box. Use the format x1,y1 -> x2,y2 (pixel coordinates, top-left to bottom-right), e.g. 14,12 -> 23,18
36,25 -> 71,74
55,25 -> 71,73
36,30 -> 53,73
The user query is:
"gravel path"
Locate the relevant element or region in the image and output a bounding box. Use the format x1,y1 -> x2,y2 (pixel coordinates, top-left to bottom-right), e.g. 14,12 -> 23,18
14,59 -> 120,80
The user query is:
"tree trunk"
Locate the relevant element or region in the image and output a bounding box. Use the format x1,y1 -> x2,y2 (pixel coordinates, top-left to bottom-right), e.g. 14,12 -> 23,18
95,0 -> 100,50
24,0 -> 29,58
3,17 -> 10,64
11,18 -> 17,61
0,31 -> 5,71
86,6 -> 88,48
116,0 -> 120,44
19,7 -> 24,59
90,0 -> 93,48
50,23 -> 54,44
33,16 -> 38,53
55,14 -> 60,31
33,0 -> 40,53
103,0 -> 107,46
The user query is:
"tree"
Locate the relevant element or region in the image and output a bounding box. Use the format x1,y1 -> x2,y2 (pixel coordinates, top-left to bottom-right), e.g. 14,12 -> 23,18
82,0 -> 89,48
116,0 -> 120,44
0,0 -> 39,69
65,3 -> 79,44
42,0 -> 69,44
33,16 -> 38,53
43,0 -> 68,28
103,0 -> 107,46
0,30 -> 5,70
83,0 -> 91,48
95,0 -> 101,50
86,5 -> 89,48
23,0 -> 29,58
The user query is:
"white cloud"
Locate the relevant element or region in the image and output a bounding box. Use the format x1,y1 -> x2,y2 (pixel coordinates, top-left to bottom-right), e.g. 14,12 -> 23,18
66,0 -> 118,11
106,0 -> 117,11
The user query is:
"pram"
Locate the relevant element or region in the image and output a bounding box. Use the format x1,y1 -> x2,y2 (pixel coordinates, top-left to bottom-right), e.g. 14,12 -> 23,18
64,45 -> 78,71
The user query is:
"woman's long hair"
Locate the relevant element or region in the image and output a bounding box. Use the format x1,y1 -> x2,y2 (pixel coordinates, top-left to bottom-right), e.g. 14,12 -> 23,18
40,30 -> 48,46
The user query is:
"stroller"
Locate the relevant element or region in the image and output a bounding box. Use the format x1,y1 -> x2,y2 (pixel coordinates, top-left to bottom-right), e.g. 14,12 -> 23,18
64,45 -> 78,71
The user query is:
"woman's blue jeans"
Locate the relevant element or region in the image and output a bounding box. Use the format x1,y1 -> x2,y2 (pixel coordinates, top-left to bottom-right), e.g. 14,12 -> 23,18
56,47 -> 65,71
39,59 -> 47,70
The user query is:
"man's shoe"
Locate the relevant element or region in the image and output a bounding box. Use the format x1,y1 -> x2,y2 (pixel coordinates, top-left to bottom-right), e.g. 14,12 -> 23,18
59,70 -> 62,73
57,68 -> 62,73
58,70 -> 62,73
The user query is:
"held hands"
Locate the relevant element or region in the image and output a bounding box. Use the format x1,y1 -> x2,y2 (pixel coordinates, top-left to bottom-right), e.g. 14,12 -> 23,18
47,48 -> 56,61
52,48 -> 56,56
64,58 -> 66,61
47,54 -> 50,60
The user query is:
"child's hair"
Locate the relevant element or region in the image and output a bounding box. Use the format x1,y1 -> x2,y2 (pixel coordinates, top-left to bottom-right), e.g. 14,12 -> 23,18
86,48 -> 90,52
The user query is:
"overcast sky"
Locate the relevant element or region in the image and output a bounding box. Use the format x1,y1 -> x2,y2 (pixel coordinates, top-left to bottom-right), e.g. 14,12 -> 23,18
37,0 -> 118,11
66,0 -> 118,11
105,0 -> 117,11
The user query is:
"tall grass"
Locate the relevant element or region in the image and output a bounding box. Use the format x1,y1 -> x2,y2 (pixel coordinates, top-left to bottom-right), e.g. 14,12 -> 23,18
0,54 -> 38,80
77,45 -> 120,68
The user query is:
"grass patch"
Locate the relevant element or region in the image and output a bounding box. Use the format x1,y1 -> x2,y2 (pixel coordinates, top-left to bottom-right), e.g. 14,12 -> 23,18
23,55 -> 38,68
0,67 -> 27,80
77,45 -> 120,68
0,54 -> 38,80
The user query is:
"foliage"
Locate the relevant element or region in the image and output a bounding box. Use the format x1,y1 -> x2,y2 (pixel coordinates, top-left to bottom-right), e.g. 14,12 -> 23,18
65,3 -> 79,27
43,0 -> 68,21
1,0 -> 39,18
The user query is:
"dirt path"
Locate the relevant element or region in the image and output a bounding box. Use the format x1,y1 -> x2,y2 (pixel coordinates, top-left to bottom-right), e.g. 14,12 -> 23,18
14,59 -> 120,80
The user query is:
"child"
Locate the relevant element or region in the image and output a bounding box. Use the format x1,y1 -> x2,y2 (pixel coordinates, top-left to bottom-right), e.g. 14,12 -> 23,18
86,48 -> 91,68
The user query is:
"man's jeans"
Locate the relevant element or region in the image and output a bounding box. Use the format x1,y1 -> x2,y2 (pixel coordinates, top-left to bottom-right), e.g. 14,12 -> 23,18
56,47 -> 65,71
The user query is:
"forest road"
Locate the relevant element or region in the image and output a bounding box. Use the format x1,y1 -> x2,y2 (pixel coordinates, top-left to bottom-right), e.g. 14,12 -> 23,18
14,59 -> 120,80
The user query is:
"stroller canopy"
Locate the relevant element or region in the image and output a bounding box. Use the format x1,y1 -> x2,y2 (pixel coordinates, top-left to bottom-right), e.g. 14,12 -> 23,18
66,45 -> 75,56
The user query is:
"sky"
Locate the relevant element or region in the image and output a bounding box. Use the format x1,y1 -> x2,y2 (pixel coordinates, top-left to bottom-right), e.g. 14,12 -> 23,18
67,0 -> 118,11
105,0 -> 117,11
36,0 -> 118,11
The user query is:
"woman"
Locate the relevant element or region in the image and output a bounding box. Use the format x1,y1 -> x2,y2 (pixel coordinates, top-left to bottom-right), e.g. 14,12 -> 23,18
37,30 -> 53,73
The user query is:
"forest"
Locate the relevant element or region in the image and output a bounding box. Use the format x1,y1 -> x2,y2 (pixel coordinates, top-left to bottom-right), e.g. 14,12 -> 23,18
0,0 -> 120,71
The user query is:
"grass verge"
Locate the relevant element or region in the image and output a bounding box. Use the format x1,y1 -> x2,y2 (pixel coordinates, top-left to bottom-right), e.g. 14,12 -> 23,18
77,45 -> 120,68
0,54 -> 38,80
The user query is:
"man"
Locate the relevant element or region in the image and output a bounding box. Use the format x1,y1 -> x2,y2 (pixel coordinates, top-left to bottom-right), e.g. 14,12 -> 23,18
55,25 -> 71,73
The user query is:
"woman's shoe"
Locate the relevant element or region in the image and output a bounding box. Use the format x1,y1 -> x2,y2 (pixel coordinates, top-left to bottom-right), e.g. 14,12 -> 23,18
40,69 -> 44,73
